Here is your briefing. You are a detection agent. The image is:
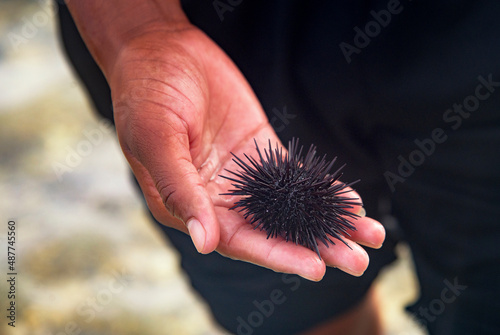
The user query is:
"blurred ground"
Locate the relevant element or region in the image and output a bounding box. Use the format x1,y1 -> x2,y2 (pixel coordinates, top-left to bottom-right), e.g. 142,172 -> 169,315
0,1 -> 424,334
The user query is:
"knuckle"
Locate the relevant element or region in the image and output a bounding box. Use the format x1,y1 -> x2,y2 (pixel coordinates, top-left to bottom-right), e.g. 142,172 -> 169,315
155,178 -> 178,217
154,169 -> 201,220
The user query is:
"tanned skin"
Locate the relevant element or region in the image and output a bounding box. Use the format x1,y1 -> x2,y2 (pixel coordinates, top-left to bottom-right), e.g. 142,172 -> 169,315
65,0 -> 385,286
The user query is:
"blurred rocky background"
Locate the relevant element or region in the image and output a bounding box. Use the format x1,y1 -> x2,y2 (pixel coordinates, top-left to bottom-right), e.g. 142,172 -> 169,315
0,1 -> 423,334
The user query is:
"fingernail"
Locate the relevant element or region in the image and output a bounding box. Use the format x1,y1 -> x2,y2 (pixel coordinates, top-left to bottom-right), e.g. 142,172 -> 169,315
186,218 -> 206,253
357,207 -> 366,217
337,265 -> 364,277
374,222 -> 386,248
299,273 -> 321,282
298,256 -> 325,282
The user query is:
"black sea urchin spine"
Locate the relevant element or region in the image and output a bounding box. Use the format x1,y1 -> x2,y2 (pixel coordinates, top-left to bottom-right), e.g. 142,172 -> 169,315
220,138 -> 361,258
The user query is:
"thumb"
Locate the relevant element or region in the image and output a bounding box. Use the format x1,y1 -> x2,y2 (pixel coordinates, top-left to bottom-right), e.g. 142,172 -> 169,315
116,107 -> 220,254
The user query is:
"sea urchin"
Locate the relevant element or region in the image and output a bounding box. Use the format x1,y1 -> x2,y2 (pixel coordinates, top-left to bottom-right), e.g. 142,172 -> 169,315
219,138 -> 361,258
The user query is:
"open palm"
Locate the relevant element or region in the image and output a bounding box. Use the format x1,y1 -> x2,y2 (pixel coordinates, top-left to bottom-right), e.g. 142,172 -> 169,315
109,26 -> 385,281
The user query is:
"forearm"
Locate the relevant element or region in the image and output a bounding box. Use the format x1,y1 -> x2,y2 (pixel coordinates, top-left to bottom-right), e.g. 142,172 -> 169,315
65,0 -> 188,77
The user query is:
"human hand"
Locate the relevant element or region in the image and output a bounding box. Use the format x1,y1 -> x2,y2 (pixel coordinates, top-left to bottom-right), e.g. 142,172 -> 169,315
67,0 -> 385,282
107,24 -> 385,281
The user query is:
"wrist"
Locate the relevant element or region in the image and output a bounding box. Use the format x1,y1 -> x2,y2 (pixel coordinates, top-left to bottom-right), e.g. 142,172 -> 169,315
66,0 -> 189,78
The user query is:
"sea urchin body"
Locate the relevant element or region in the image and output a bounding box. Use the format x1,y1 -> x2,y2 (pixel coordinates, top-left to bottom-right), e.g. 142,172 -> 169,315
219,138 -> 361,258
